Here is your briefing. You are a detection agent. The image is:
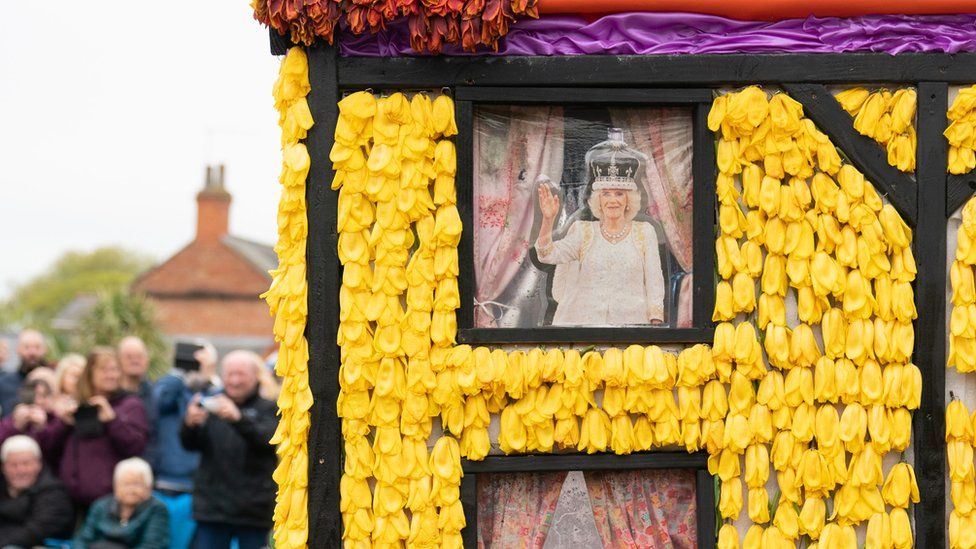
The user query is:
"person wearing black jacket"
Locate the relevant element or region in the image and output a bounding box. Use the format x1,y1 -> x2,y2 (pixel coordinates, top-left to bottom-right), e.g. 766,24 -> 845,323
180,350 -> 278,549
0,435 -> 73,547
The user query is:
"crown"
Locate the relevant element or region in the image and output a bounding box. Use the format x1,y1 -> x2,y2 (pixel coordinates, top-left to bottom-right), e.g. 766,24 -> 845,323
589,127 -> 641,191
592,156 -> 638,191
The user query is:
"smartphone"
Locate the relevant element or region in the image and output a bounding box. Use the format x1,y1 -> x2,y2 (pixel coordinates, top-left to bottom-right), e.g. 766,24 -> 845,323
174,342 -> 204,372
16,385 -> 34,406
74,404 -> 104,438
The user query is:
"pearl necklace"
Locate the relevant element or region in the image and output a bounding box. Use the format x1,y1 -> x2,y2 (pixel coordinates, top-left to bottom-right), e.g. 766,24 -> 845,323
601,223 -> 629,241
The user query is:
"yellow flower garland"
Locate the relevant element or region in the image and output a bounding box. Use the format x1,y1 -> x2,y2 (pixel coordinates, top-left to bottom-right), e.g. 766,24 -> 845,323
948,398 -> 976,548
263,47 -> 314,549
948,86 -> 976,175
947,196 -> 976,549
949,197 -> 976,372
333,89 -> 460,547
835,87 -> 917,172
710,86 -> 918,546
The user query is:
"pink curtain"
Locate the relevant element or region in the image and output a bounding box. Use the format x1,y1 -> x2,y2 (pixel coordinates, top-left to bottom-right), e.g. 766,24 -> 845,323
584,469 -> 698,549
610,108 -> 694,270
477,472 -> 568,548
473,106 -> 564,327
611,108 -> 695,328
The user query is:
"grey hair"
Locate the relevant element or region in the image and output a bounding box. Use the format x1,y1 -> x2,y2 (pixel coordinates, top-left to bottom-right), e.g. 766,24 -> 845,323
587,189 -> 642,221
221,350 -> 264,377
117,336 -> 148,355
114,457 -> 154,488
1,436 -> 41,462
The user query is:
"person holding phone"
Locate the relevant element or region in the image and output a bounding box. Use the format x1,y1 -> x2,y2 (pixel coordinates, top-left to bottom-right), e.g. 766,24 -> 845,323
149,341 -> 217,549
180,350 -> 277,549
36,347 -> 149,509
0,379 -> 53,447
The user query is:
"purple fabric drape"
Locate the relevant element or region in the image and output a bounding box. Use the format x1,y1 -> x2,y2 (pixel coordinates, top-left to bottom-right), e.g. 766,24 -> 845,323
339,12 -> 976,57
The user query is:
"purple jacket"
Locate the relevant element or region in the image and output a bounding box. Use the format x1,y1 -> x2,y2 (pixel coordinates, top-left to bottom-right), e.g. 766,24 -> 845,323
37,393 -> 148,505
0,412 -> 59,470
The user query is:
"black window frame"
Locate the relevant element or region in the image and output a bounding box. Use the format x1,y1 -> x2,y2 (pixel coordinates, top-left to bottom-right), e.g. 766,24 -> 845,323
454,86 -> 717,345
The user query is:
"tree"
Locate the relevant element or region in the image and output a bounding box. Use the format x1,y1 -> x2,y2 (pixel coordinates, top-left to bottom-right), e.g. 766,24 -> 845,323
0,247 -> 155,331
77,290 -> 169,378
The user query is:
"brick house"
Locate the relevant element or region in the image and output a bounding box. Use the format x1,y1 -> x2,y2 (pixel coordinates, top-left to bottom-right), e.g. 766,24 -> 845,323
131,166 -> 276,357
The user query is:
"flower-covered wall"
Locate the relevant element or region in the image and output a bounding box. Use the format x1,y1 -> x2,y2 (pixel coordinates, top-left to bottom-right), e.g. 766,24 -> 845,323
286,81 -> 920,547
254,10 -> 976,546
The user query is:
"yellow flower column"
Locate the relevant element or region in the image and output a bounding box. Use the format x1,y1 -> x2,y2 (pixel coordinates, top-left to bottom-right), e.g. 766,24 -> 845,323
948,86 -> 976,174
709,86 -> 920,546
263,47 -> 314,549
948,196 -> 976,548
333,90 -> 460,548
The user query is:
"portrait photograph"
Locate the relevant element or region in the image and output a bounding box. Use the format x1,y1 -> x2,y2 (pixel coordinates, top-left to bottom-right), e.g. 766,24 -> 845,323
472,105 -> 695,329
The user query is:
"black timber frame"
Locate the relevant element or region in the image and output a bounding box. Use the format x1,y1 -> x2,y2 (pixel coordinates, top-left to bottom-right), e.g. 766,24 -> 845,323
454,86 -> 717,345
300,42 -> 959,548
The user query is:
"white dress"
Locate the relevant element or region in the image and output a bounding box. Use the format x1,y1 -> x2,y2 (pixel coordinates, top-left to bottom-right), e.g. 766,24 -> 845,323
536,220 -> 665,326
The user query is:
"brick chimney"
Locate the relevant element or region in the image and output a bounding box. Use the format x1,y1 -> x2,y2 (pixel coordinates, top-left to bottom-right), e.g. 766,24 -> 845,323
196,165 -> 231,242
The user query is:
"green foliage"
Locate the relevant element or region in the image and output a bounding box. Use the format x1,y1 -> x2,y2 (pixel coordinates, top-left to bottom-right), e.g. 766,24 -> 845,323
0,247 -> 155,331
77,290 -> 169,379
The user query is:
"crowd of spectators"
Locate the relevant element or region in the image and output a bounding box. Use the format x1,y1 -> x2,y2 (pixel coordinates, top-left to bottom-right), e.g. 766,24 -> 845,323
0,329 -> 280,549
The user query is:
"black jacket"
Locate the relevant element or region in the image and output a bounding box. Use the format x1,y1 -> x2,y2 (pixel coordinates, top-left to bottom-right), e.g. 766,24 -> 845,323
180,391 -> 278,528
0,468 -> 74,546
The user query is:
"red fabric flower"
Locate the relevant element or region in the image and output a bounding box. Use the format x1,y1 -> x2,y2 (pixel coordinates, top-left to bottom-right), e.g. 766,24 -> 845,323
460,16 -> 481,51
253,0 -> 538,52
408,11 -> 430,52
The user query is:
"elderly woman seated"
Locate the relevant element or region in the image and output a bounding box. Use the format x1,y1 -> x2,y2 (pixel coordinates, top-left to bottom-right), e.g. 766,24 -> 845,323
74,458 -> 169,549
0,435 -> 73,547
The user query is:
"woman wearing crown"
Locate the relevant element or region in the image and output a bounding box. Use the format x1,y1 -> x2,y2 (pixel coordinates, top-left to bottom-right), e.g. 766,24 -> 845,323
535,131 -> 666,326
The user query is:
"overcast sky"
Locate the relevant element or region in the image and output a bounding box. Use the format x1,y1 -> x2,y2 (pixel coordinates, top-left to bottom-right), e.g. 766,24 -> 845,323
0,1 -> 283,298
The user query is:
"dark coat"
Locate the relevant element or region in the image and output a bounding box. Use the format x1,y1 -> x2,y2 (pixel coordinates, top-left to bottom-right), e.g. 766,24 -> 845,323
180,391 -> 278,528
0,468 -> 74,546
74,495 -> 169,549
0,362 -> 51,418
38,393 -> 149,505
0,371 -> 27,419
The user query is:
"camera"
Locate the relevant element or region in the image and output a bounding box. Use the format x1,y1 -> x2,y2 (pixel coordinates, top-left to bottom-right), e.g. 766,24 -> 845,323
200,395 -> 222,413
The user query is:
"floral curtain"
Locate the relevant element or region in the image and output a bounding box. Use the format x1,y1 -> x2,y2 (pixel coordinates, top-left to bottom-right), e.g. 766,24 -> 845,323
583,469 -> 698,549
610,108 -> 694,270
477,471 -> 568,548
473,106 -> 564,327
611,108 -> 695,327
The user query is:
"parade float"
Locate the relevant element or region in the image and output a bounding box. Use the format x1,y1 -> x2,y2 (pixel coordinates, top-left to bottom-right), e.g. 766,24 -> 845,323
252,1 -> 976,547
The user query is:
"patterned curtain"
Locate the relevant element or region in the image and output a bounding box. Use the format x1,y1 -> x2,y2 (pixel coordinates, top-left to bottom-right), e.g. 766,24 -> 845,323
477,471 -> 568,548
473,105 -> 564,327
583,469 -> 698,549
611,108 -> 695,328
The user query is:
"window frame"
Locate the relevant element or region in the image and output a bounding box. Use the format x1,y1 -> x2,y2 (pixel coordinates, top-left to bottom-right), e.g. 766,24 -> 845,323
454,86 -> 717,344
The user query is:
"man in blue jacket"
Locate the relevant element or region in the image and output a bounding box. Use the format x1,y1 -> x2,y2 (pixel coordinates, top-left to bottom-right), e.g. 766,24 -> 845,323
149,344 -> 218,549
